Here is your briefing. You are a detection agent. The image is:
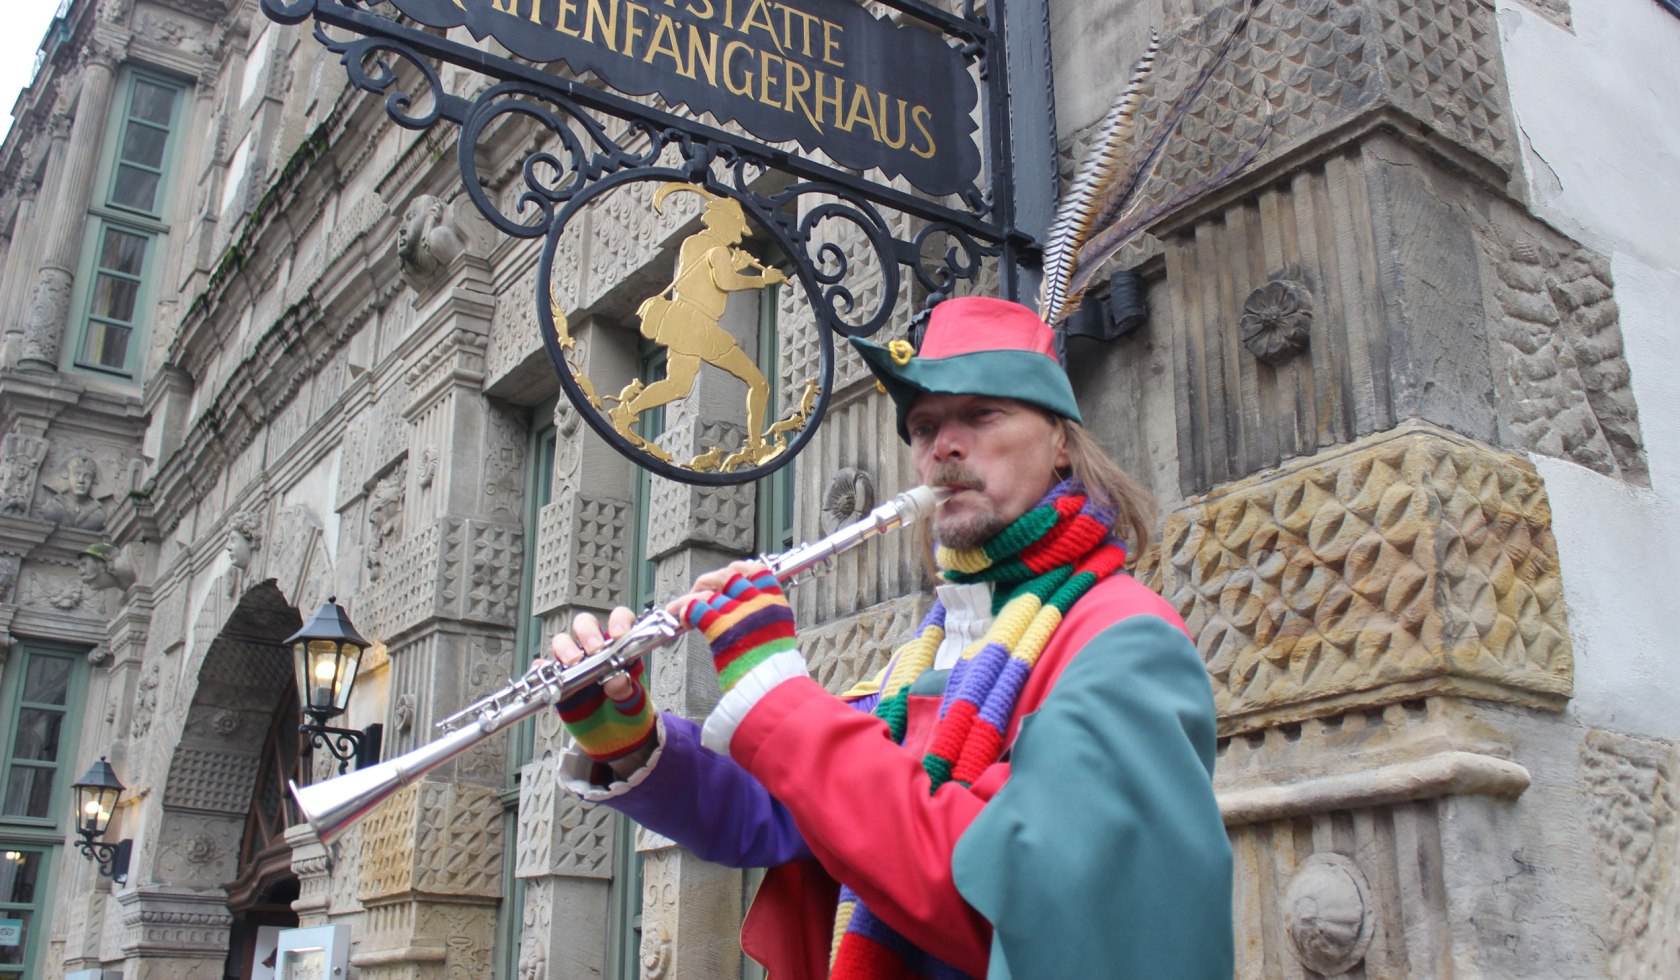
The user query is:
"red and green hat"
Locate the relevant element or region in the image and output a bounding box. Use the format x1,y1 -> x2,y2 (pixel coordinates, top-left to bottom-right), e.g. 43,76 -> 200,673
851,296 -> 1083,443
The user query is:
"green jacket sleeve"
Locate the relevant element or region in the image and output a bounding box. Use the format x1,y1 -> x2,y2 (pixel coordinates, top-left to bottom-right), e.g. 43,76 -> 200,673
951,614 -> 1233,979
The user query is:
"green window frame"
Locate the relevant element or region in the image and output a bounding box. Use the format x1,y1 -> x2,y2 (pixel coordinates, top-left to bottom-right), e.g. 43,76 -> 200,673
67,69 -> 187,380
0,844 -> 59,979
497,401 -> 558,980
0,642 -> 89,980
606,342 -> 667,980
755,282 -> 795,555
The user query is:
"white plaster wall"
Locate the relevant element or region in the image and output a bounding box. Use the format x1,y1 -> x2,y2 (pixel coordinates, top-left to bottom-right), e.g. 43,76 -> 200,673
1498,0 -> 1680,740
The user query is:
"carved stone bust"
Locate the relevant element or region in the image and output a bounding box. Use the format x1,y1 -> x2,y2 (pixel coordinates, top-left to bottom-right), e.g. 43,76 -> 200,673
397,194 -> 466,287
38,452 -> 109,531
226,510 -> 263,571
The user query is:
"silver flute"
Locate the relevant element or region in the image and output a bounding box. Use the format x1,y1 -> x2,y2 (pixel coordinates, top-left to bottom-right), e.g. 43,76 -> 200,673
289,485 -> 947,843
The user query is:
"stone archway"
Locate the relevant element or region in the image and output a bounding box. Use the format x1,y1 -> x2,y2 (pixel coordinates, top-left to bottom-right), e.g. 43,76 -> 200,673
141,581 -> 302,979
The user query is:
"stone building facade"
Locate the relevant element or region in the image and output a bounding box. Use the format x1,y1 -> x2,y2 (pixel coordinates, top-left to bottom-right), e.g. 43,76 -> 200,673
0,0 -> 1674,977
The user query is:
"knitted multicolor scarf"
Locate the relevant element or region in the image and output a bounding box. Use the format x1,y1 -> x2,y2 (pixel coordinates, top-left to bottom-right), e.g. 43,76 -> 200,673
829,479 -> 1128,978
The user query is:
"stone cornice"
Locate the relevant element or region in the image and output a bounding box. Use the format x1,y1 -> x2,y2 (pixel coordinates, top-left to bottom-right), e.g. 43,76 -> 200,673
0,368 -> 146,438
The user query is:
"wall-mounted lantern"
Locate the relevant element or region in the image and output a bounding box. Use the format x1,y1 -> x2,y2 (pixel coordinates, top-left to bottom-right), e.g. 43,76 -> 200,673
286,597 -> 383,775
71,757 -> 131,885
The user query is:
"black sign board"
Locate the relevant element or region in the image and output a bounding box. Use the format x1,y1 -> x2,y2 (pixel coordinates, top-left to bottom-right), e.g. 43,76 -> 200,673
262,0 -> 1047,483
378,0 -> 980,198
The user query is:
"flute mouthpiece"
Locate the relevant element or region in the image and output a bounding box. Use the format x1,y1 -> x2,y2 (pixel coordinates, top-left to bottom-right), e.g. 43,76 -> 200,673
897,485 -> 952,523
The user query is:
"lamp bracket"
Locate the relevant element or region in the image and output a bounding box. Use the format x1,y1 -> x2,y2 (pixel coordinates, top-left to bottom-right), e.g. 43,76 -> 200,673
76,837 -> 131,884
301,722 -> 384,775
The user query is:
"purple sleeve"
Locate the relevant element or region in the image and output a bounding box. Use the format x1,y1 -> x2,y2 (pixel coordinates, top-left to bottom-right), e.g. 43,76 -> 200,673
602,711 -> 813,868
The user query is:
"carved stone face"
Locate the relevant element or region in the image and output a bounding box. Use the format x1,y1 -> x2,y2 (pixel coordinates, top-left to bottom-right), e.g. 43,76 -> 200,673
77,553 -> 105,584
226,530 -> 253,570
65,457 -> 96,496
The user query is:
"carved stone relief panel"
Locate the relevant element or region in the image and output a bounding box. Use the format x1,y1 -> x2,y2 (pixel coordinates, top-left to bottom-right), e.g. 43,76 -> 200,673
516,877 -> 555,980
33,446 -> 119,531
364,458 -> 407,584
0,554 -> 19,604
645,423 -> 754,559
1580,730 -> 1679,978
1229,803 -> 1430,977
486,262 -> 545,390
637,848 -> 744,980
1481,223 -> 1646,483
153,812 -> 243,887
162,747 -> 262,815
1147,424 -> 1571,735
269,504 -> 325,609
0,432 -> 48,517
531,494 -> 629,620
357,780 -> 504,902
1109,0 -> 1512,235
20,566 -> 98,618
454,634 -> 512,784
516,757 -> 615,880
481,401 -> 526,523
358,520 -> 439,642
457,518 -> 524,626
800,593 -> 929,695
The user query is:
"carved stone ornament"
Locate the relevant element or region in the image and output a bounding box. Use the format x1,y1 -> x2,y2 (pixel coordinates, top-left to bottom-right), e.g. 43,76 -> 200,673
185,833 -> 220,866
0,556 -> 19,603
821,467 -> 877,536
393,693 -> 415,734
78,542 -> 135,591
0,433 -> 48,517
37,451 -> 112,531
132,662 -> 160,737
211,710 -> 242,738
1240,278 -> 1313,363
226,510 -> 263,571
1283,853 -> 1376,976
397,194 -> 468,289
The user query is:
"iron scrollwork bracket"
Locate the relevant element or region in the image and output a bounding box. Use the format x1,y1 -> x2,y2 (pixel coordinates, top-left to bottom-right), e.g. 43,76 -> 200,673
261,0 -> 1019,483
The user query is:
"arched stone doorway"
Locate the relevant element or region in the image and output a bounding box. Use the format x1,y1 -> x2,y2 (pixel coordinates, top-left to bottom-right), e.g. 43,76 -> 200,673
152,581 -> 304,979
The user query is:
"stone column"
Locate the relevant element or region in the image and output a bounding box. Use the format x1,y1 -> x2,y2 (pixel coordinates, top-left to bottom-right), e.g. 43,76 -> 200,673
1,125 -> 61,366
19,45 -> 118,372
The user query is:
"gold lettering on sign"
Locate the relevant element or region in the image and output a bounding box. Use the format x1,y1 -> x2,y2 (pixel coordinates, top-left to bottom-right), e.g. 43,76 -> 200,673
460,0 -> 939,160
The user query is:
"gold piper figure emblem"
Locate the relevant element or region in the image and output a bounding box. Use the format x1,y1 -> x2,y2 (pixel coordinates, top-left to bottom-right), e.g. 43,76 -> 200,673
547,182 -> 819,472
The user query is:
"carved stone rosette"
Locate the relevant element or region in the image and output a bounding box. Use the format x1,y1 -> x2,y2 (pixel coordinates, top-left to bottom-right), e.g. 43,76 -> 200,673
1142,423 -> 1572,735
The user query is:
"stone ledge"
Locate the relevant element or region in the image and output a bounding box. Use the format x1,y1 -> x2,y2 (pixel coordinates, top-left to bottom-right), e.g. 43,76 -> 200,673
1221,749 -> 1530,826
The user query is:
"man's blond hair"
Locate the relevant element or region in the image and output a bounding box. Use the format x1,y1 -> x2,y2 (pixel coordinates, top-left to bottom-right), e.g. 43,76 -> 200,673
1055,417 -> 1156,558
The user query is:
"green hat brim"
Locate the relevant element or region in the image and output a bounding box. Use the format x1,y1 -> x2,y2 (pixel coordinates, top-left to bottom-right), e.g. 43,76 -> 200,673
851,338 -> 1083,443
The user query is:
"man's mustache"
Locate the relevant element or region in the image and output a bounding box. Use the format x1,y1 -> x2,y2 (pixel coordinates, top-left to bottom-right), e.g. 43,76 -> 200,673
927,465 -> 984,492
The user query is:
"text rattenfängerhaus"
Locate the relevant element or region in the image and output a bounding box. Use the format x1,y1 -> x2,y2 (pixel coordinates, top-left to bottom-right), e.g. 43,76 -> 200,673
459,0 -> 940,159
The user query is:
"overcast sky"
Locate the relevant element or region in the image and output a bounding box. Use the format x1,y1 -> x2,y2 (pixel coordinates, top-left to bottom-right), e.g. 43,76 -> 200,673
2,1 -> 78,145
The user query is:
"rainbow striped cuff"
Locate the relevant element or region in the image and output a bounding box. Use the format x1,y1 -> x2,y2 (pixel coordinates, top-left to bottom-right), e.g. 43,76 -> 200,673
555,659 -> 656,763
684,571 -> 799,696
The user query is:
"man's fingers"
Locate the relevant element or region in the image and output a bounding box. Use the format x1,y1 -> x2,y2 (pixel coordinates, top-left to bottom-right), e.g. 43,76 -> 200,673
550,631 -> 583,667
571,611 -> 605,652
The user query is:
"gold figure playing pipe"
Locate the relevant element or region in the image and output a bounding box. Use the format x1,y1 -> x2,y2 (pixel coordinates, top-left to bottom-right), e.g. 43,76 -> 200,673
608,184 -> 787,463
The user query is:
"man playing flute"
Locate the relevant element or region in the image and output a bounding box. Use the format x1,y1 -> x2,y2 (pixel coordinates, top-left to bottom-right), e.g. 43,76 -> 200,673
551,296 -> 1233,978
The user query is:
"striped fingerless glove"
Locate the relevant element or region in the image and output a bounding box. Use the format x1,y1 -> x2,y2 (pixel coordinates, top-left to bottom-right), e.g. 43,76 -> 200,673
555,657 -> 656,763
684,571 -> 798,695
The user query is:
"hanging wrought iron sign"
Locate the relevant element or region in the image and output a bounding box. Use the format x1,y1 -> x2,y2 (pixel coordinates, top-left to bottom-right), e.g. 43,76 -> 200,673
260,0 -> 1029,484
